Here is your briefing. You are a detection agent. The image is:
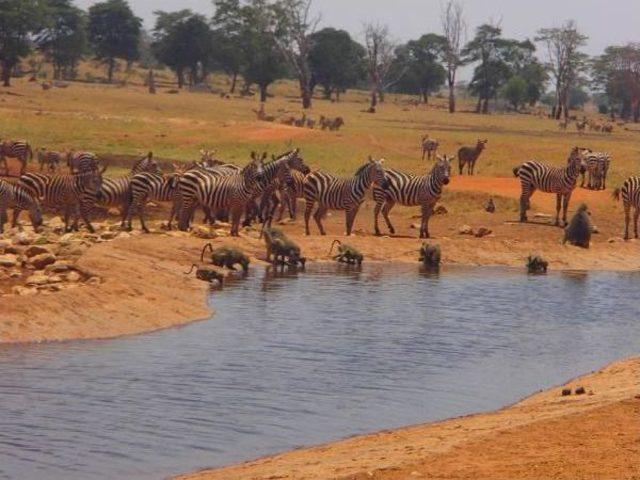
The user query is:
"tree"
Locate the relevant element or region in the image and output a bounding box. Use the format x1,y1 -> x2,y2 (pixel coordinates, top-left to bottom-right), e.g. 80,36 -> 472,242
308,27 -> 365,101
569,85 -> 589,109
592,44 -> 640,122
502,75 -> 527,110
363,23 -> 401,109
271,0 -> 318,108
392,34 -> 446,103
152,10 -> 212,88
88,0 -> 141,83
211,0 -> 245,94
535,20 -> 588,120
0,0 -> 47,86
440,0 -> 466,113
35,0 -> 87,80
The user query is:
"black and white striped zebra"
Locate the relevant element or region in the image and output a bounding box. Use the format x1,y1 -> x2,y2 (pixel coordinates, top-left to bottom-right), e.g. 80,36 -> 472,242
513,146 -> 586,226
304,157 -> 386,236
0,140 -> 33,176
0,178 -> 43,233
125,169 -> 183,232
276,169 -> 306,221
67,151 -> 100,173
178,154 -> 266,235
613,177 -> 640,240
37,148 -> 68,172
581,151 -> 611,190
96,152 -> 159,226
19,167 -> 105,233
373,155 -> 452,238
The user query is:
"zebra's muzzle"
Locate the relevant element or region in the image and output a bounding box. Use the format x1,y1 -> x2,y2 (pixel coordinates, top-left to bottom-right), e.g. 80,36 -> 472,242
442,178 -> 450,185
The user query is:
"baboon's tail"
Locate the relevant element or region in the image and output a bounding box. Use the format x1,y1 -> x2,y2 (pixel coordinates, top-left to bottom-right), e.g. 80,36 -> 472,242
612,188 -> 621,202
184,264 -> 198,275
200,243 -> 213,262
512,166 -> 521,178
329,239 -> 341,255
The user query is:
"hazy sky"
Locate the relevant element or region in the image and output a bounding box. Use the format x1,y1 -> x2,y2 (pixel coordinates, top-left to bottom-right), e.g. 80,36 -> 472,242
75,0 -> 639,77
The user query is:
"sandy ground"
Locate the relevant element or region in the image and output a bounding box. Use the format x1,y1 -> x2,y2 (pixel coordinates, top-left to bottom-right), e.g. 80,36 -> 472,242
176,357 -> 640,480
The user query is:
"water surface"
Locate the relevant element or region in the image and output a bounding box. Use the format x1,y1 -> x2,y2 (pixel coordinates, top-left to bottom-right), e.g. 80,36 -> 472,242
1,264 -> 638,480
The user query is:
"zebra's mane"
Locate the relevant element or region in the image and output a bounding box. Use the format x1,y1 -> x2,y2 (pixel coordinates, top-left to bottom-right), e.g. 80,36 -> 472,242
353,162 -> 372,177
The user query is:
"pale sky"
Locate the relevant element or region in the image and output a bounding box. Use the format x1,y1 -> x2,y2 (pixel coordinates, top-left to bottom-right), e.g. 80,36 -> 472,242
75,0 -> 639,80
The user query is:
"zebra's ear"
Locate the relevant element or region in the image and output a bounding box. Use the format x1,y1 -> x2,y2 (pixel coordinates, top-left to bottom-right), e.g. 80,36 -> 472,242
250,151 -> 256,161
368,155 -> 373,163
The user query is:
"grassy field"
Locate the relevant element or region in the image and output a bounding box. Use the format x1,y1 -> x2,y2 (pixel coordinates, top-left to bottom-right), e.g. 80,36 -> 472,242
1,72 -> 639,184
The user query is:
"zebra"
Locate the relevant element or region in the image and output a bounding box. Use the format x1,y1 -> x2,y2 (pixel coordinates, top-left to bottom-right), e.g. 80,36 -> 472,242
37,148 -> 68,172
177,153 -> 266,235
19,166 -> 105,233
581,151 -> 611,190
67,151 -> 100,173
0,178 -> 43,233
373,155 -> 452,238
276,169 -> 306,221
513,146 -> 586,226
613,177 -> 640,240
96,152 -> 159,227
304,157 -> 386,236
125,167 -> 185,232
421,135 -> 439,161
0,140 -> 33,176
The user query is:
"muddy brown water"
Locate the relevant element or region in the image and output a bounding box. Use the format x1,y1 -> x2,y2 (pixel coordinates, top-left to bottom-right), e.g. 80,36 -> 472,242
1,264 -> 639,480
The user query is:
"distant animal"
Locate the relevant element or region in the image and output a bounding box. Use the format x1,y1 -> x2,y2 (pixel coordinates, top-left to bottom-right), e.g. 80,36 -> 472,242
558,120 -> 568,131
513,146 -> 586,226
252,103 -> 275,122
485,198 -> 496,213
419,243 -> 441,270
36,148 -> 66,172
306,118 -> 316,129
304,157 -> 386,236
293,114 -> 307,128
526,255 -> 548,274
576,120 -> 587,134
0,139 -> 33,176
602,124 -> 613,133
421,135 -> 439,161
329,240 -> 363,266
0,178 -> 43,233
563,203 -> 592,248
613,178 -> 640,240
184,264 -> 225,285
373,155 -> 451,238
457,139 -> 487,175
67,151 -> 100,173
581,151 -> 610,190
201,244 -> 250,272
319,116 -> 344,131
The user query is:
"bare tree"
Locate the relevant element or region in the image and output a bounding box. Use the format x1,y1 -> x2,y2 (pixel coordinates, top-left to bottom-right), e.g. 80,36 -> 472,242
536,20 -> 588,120
272,0 -> 319,109
363,23 -> 401,109
440,0 -> 466,113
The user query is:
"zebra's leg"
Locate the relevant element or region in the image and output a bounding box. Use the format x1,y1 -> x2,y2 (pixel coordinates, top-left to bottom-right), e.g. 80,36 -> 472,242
80,203 -> 95,233
304,199 -> 315,235
382,200 -> 396,235
519,187 -> 532,222
373,200 -> 384,236
634,207 -> 640,239
458,159 -> 464,175
553,194 -> 562,226
0,202 -> 8,232
420,204 -> 435,239
314,205 -> 328,235
230,206 -> 243,236
623,203 -> 630,240
580,171 -> 585,188
561,193 -> 572,226
120,199 -> 131,229
345,206 -> 361,236
10,207 -> 21,228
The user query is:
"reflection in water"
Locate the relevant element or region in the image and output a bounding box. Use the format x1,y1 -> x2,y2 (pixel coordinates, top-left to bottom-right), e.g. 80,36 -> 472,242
0,265 -> 638,480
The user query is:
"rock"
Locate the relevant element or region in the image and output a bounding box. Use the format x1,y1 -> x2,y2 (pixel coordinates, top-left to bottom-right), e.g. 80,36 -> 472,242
48,216 -> 65,228
33,236 -> 50,245
47,274 -> 64,284
59,233 -> 78,245
534,212 -> 552,219
459,225 -> 474,235
66,271 -> 82,283
45,261 -> 73,273
12,286 -> 38,296
0,239 -> 12,252
192,225 -> 218,239
165,231 -> 190,238
8,269 -> 21,278
100,231 -> 118,240
474,227 -> 493,238
25,273 -> 50,286
25,245 -> 52,258
591,225 -> 599,234
434,205 -> 448,215
12,231 -> 34,245
30,253 -> 57,270
561,388 -> 572,396
0,254 -> 18,268
574,386 -> 586,395
116,232 -> 131,239
86,276 -> 102,286
4,245 -> 24,255
608,237 -> 624,243
213,229 -> 228,238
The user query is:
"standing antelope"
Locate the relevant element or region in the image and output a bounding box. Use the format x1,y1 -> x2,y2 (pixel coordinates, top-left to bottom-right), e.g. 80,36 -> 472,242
513,146 -> 586,226
303,157 -> 386,236
0,140 -> 33,176
373,155 -> 452,238
421,135 -> 439,161
457,139 -> 487,175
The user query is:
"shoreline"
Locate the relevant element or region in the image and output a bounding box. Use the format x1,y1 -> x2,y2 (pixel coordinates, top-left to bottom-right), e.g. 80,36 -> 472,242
176,356 -> 640,480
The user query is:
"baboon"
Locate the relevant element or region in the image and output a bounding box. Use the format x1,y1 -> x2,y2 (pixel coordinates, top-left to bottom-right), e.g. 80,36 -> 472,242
262,227 -> 305,267
563,204 -> 592,248
329,240 -> 363,266
457,139 -> 487,175
526,255 -> 548,274
184,264 -> 225,285
485,198 -> 496,213
200,244 -> 250,272
419,243 -> 441,270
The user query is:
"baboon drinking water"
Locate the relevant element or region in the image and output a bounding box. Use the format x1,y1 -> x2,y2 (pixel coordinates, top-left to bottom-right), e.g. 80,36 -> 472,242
200,243 -> 250,272
329,240 -> 363,266
419,243 -> 441,270
563,204 -> 592,248
262,227 -> 306,268
184,264 -> 225,285
526,255 -> 548,274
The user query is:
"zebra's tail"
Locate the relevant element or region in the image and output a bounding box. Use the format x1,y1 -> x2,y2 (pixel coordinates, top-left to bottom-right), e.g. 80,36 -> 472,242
512,165 -> 521,178
329,239 -> 341,255
612,188 -> 621,202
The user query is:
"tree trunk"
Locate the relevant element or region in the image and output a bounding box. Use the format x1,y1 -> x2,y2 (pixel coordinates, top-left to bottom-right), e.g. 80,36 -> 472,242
482,98 -> 489,114
633,99 -> 640,123
336,90 -> 341,102
448,83 -> 455,113
148,70 -> 156,94
260,85 -> 268,103
229,72 -> 237,94
475,97 -> 482,113
107,58 -> 115,83
379,90 -> 385,103
370,90 -> 378,109
421,90 -> 428,104
177,69 -> 184,89
1,62 -> 10,87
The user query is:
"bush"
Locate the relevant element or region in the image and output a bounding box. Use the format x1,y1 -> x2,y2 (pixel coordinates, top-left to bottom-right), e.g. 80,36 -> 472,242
598,103 -> 609,114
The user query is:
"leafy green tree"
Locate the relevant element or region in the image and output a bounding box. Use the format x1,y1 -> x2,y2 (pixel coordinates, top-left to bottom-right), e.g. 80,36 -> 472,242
0,0 -> 47,86
152,10 -> 212,88
592,44 -> 640,122
308,27 -> 365,101
392,34 -> 446,103
35,0 -> 87,80
88,0 -> 141,83
211,0 -> 245,94
502,75 -> 527,110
